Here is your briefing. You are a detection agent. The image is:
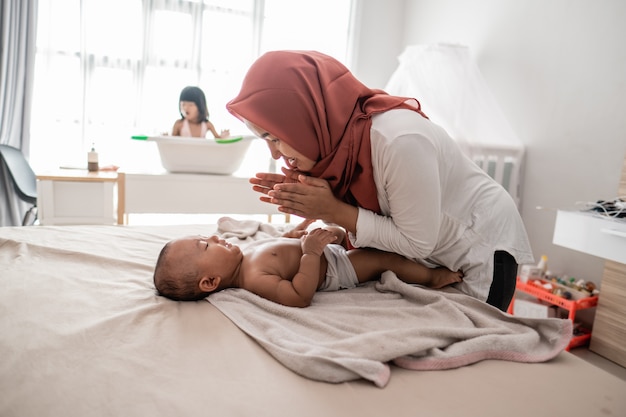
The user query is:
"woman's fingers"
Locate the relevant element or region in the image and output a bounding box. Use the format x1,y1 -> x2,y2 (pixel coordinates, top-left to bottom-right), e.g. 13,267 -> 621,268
293,174 -> 332,188
249,172 -> 287,195
250,172 -> 286,185
251,171 -> 340,220
268,175 -> 337,219
280,166 -> 302,183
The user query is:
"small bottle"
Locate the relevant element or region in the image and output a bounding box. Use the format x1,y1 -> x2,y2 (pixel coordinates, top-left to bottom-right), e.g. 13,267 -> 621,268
88,145 -> 99,172
537,255 -> 548,277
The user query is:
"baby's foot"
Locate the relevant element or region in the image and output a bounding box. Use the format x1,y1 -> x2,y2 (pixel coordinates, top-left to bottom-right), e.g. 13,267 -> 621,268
431,268 -> 463,289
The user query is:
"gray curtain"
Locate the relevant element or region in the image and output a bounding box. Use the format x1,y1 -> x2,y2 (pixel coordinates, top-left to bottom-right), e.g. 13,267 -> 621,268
0,0 -> 38,226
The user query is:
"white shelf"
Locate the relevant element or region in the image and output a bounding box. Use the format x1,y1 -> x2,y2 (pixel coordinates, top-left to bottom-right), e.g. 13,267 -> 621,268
552,210 -> 626,265
120,172 -> 277,217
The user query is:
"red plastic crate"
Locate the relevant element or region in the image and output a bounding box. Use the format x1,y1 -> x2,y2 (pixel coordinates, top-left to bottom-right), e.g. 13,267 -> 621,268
515,279 -> 598,311
508,278 -> 598,351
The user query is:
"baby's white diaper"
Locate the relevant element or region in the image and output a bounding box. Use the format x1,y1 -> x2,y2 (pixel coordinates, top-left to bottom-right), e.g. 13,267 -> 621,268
318,244 -> 359,292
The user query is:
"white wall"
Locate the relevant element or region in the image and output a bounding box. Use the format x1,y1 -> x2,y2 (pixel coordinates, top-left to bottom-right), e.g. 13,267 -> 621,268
352,0 -> 626,287
350,0 -> 407,88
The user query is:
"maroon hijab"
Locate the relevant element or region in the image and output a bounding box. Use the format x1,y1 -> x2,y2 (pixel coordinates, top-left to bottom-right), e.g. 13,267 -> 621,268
227,50 -> 426,213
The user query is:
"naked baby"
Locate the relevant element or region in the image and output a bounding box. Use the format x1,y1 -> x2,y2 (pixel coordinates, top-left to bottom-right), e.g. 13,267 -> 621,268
154,223 -> 463,307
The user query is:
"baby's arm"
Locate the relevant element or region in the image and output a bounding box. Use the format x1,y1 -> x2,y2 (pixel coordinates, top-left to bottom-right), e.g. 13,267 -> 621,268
322,226 -> 347,249
248,228 -> 337,307
281,219 -> 347,247
281,218 -> 315,239
284,228 -> 337,306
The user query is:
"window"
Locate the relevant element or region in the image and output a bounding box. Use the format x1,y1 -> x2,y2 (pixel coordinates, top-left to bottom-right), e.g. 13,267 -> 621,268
31,0 -> 354,172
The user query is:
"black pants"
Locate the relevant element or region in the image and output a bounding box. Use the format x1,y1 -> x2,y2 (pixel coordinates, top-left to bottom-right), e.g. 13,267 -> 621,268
486,251 -> 518,311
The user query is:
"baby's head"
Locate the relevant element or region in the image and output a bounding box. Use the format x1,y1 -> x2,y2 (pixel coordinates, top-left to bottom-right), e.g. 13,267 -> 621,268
153,235 -> 242,301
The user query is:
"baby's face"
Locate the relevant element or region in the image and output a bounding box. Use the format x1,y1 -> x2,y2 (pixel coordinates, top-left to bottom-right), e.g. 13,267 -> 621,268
169,235 -> 242,278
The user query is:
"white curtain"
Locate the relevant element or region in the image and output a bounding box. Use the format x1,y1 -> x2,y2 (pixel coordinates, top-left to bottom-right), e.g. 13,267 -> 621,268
385,44 -> 525,208
385,44 -> 523,154
0,0 -> 38,226
29,0 -> 353,171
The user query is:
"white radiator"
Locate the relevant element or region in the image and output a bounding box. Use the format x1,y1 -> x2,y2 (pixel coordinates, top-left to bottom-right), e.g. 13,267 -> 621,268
468,143 -> 524,209
384,44 -> 526,209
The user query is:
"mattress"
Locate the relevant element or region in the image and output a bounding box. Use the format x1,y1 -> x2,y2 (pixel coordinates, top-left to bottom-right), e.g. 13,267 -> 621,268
1,223 -> 625,417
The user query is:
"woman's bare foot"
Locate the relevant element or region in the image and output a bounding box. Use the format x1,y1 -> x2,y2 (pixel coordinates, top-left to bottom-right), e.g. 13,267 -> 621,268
430,268 -> 463,289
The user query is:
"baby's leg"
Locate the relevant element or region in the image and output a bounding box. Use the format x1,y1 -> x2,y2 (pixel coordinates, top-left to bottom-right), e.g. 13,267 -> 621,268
347,248 -> 462,288
421,266 -> 464,289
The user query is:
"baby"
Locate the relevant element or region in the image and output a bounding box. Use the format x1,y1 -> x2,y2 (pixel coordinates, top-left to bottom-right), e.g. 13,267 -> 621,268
154,223 -> 463,307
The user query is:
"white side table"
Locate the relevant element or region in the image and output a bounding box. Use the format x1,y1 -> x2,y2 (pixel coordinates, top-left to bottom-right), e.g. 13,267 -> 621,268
36,169 -> 119,225
552,177 -> 626,366
553,210 -> 626,366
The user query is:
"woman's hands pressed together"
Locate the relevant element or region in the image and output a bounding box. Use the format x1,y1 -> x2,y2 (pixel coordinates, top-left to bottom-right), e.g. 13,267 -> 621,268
249,167 -> 359,233
248,167 -> 300,202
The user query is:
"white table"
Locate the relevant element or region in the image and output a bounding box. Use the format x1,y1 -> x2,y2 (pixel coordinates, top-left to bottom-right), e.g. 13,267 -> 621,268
553,210 -> 626,265
36,169 -> 281,226
36,169 -> 119,225
117,171 -> 279,225
553,207 -> 626,367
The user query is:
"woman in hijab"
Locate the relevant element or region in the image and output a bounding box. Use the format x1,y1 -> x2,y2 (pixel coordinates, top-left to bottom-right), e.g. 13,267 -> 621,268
226,50 -> 533,311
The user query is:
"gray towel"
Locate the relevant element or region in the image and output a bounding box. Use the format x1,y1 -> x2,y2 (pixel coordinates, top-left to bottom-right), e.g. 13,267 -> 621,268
209,220 -> 572,388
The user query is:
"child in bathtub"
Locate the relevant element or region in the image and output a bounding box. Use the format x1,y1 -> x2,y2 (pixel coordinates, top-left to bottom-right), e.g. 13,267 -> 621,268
171,86 -> 230,138
153,220 -> 463,307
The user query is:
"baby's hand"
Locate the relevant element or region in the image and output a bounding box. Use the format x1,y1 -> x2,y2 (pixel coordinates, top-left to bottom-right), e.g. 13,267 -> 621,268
301,228 -> 337,257
282,218 -> 316,239
219,129 -> 231,138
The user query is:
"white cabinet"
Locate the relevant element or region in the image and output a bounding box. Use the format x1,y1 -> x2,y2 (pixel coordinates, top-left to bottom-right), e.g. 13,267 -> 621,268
37,170 -> 281,226
553,210 -> 626,367
36,170 -> 119,225
553,210 -> 626,264
117,172 -> 278,224
554,154 -> 626,367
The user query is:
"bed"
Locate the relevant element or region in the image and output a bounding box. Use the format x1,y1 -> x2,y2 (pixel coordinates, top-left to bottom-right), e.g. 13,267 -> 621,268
1,222 -> 625,417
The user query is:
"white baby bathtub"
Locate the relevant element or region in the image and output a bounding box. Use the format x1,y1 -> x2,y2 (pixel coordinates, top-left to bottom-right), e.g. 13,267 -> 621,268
143,135 -> 256,175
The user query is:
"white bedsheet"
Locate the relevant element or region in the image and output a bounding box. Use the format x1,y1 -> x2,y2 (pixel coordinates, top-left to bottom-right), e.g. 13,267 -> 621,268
1,223 -> 625,417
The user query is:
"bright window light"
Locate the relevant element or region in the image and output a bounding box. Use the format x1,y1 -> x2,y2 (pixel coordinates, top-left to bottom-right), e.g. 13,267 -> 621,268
30,0 -> 354,172
261,0 -> 352,60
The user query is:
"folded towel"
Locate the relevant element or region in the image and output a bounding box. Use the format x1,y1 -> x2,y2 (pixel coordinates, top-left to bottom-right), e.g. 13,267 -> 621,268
208,220 -> 572,388
217,216 -> 285,241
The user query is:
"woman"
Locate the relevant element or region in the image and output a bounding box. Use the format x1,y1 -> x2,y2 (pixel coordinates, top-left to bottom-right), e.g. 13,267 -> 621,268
226,50 -> 533,310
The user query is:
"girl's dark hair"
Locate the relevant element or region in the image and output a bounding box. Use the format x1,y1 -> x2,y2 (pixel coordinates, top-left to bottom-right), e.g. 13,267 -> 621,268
179,86 -> 209,122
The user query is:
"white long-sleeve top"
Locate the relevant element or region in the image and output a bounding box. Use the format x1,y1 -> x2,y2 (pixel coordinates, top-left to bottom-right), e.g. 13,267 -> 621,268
350,109 -> 534,301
